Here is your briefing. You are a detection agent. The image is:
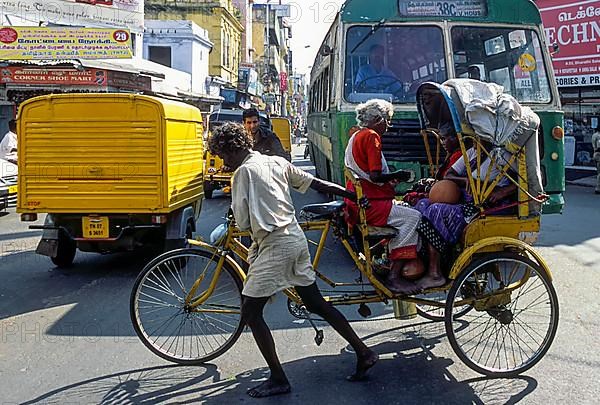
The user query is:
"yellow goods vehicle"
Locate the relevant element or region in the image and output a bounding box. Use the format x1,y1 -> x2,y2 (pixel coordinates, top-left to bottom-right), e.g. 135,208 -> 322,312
17,94 -> 205,267
271,117 -> 293,154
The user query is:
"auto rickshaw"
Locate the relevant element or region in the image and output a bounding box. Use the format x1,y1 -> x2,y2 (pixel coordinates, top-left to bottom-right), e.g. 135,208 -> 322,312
130,79 -> 559,377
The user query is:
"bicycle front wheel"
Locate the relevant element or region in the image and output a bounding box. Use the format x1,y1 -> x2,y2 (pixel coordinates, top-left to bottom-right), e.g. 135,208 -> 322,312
130,248 -> 244,365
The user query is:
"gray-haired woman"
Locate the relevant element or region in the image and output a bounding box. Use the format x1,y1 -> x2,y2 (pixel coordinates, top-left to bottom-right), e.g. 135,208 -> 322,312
343,99 -> 423,294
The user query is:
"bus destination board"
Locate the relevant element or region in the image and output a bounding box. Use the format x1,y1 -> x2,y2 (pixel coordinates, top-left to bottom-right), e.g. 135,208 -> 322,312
398,0 -> 488,18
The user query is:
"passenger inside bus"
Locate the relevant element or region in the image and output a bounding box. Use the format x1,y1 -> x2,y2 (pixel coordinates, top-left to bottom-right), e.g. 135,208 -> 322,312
354,45 -> 403,97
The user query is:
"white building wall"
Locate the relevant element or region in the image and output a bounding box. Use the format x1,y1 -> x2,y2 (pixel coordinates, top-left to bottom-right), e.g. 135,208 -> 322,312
143,20 -> 213,95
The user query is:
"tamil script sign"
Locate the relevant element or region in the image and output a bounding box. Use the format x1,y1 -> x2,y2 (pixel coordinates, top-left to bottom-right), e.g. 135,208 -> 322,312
398,0 -> 488,17
0,66 -> 152,91
539,0 -> 600,87
0,67 -> 109,86
0,0 -> 144,33
0,27 -> 132,60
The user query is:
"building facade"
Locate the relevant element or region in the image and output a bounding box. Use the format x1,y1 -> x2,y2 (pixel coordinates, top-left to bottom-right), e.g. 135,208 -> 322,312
146,0 -> 244,86
252,3 -> 292,115
0,0 -> 150,135
232,0 -> 254,64
537,0 -> 600,168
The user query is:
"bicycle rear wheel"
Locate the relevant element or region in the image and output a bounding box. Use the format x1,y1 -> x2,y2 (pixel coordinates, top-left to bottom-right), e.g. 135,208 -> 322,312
130,248 -> 244,365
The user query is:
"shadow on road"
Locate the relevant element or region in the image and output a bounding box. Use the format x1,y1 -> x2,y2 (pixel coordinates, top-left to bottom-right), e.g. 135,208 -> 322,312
21,324 -> 538,404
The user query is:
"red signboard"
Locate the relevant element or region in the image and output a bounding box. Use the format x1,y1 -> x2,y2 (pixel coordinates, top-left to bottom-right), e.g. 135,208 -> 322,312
538,0 -> 600,87
0,67 -> 108,86
279,72 -> 288,92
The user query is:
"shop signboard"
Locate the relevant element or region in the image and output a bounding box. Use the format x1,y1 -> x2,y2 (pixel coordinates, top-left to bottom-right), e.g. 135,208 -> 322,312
0,0 -> 144,33
538,0 -> 600,87
0,66 -> 108,87
107,70 -> 151,91
279,72 -> 288,92
238,67 -> 259,95
0,27 -> 133,60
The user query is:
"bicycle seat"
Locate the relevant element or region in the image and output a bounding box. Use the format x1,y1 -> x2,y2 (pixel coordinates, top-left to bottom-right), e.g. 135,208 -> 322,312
300,201 -> 346,219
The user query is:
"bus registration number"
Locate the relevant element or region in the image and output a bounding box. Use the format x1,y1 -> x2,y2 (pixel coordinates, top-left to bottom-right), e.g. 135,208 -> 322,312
82,216 -> 109,239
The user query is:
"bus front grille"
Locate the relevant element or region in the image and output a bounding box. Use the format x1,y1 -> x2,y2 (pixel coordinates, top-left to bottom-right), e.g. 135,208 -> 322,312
381,119 -> 439,165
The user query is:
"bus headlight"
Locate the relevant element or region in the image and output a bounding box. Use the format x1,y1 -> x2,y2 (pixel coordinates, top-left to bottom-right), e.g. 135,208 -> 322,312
552,126 -> 564,140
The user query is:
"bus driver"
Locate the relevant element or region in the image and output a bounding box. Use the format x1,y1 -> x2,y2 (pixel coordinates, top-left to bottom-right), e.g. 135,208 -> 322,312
354,45 -> 403,97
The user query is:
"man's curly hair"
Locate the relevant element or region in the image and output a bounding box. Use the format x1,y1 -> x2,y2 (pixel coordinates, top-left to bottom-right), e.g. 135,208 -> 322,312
207,122 -> 253,157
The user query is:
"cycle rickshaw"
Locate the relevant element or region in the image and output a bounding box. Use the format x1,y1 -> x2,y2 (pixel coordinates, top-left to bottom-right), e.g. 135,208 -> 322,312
130,79 -> 559,377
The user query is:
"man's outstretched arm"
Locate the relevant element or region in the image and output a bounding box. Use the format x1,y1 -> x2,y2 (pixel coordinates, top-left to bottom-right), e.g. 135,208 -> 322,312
309,178 -> 356,201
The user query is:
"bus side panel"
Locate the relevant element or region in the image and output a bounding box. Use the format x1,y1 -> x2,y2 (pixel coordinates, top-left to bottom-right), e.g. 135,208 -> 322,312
307,112 -> 334,181
536,111 -> 565,214
331,111 -> 357,186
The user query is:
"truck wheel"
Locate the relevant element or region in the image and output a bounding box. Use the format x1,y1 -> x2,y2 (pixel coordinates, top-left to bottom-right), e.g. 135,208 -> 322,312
51,235 -> 76,268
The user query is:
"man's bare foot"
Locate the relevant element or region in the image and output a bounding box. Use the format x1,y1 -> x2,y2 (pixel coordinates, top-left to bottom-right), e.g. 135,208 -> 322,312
387,278 -> 421,295
347,350 -> 378,382
247,378 -> 291,398
416,276 -> 446,291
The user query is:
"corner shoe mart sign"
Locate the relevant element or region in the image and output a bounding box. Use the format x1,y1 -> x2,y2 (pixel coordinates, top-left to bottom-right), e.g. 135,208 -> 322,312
0,0 -> 144,33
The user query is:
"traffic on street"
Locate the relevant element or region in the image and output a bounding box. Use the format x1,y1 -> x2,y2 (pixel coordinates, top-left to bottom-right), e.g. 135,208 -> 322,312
1,0 -> 599,404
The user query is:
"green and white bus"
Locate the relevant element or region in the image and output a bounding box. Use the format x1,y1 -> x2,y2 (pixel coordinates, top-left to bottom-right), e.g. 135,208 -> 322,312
307,0 -> 564,213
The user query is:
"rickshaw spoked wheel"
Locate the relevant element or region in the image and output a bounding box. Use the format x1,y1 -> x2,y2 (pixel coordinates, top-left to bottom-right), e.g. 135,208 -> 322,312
444,252 -> 559,376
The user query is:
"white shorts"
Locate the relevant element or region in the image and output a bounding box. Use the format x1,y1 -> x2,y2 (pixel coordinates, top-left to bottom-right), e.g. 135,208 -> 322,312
243,222 -> 315,298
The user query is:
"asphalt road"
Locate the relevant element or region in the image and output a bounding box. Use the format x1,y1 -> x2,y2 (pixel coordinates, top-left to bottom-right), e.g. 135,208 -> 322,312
1,145 -> 599,404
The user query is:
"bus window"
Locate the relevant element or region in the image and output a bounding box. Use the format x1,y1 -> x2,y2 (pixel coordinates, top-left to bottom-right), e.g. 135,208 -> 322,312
344,25 -> 446,104
451,26 -> 551,104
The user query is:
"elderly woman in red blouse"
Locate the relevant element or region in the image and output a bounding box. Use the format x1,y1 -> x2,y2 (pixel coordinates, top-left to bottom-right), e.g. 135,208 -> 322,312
344,99 -> 424,294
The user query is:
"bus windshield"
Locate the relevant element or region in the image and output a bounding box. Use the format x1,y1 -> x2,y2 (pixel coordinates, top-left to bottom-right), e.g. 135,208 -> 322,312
344,25 -> 447,104
451,26 -> 552,103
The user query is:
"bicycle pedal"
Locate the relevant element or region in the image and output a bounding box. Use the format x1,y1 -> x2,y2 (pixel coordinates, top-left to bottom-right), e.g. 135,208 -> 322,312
314,330 -> 324,346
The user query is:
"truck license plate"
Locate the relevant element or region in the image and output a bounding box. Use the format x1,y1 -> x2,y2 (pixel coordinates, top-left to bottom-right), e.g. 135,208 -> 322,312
8,185 -> 17,194
82,216 -> 109,239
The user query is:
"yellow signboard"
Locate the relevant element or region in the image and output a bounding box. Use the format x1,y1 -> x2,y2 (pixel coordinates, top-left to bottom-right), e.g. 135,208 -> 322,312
0,27 -> 133,60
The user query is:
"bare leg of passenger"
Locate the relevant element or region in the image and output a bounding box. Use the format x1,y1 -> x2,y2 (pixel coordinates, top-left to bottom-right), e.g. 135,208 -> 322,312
295,283 -> 378,381
242,296 -> 292,398
387,261 -> 421,295
417,244 -> 446,290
